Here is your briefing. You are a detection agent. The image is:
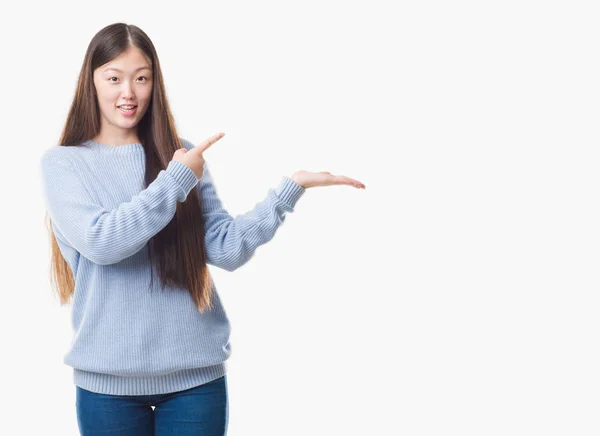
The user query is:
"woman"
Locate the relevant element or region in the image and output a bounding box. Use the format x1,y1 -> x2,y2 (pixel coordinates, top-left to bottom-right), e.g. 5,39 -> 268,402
40,22 -> 365,435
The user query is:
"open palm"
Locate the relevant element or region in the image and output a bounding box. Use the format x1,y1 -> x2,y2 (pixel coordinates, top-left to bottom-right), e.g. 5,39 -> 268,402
291,170 -> 366,190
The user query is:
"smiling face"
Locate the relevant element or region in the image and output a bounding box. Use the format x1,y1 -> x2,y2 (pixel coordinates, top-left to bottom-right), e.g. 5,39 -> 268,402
92,45 -> 153,143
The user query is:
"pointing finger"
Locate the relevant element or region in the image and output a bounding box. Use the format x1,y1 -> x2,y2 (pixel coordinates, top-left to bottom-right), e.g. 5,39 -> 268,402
196,132 -> 225,154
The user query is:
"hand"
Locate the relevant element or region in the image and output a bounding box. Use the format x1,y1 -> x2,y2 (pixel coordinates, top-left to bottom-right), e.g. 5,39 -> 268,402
290,170 -> 366,190
172,132 -> 225,179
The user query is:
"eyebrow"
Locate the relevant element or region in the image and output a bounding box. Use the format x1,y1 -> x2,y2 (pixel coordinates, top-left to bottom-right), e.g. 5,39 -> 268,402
103,66 -> 151,73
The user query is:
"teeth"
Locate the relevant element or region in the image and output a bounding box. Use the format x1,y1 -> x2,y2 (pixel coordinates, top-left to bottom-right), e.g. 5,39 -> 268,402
119,106 -> 136,109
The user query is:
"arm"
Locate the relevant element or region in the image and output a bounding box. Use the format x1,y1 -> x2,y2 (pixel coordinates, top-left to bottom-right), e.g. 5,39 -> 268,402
198,163 -> 305,271
181,137 -> 305,271
40,153 -> 199,265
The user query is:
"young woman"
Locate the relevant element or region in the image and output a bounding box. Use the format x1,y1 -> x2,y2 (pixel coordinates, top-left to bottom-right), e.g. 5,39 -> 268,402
40,22 -> 365,435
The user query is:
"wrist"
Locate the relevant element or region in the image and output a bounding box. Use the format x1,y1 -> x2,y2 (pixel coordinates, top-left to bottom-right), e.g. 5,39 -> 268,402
290,173 -> 305,189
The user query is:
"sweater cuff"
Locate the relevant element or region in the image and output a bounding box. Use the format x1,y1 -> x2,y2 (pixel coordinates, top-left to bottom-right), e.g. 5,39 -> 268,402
274,176 -> 306,209
166,160 -> 199,199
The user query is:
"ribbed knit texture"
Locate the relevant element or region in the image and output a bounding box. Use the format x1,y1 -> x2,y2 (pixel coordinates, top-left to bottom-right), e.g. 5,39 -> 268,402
39,137 -> 305,395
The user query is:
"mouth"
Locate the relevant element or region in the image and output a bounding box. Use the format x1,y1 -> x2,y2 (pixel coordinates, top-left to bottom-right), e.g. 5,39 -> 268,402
117,105 -> 138,116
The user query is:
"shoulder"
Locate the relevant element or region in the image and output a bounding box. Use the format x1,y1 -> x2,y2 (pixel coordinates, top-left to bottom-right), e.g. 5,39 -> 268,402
41,145 -> 71,166
40,142 -> 88,171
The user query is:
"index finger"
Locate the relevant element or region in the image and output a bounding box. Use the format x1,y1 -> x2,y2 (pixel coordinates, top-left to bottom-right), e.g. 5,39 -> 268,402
196,132 -> 225,154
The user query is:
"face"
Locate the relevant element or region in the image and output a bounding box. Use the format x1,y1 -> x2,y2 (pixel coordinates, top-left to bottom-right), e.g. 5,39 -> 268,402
93,46 -> 153,139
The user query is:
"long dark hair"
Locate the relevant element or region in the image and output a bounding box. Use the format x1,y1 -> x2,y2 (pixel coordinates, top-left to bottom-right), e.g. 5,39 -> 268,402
45,22 -> 214,313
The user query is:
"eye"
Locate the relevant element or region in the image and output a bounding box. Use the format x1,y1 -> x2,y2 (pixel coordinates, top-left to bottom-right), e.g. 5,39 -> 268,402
107,77 -> 149,83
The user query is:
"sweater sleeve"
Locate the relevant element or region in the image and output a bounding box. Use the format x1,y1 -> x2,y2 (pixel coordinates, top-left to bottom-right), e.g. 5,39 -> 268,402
197,162 -> 306,271
40,153 -> 199,265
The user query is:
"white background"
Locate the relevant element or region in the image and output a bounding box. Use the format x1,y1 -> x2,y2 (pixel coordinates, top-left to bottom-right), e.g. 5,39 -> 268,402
0,0 -> 599,435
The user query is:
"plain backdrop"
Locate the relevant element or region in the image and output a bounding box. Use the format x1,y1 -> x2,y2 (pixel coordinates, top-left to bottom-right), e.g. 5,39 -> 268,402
0,0 -> 599,435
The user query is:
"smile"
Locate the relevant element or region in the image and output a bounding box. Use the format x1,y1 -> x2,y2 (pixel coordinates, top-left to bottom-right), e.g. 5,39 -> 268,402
117,106 -> 137,116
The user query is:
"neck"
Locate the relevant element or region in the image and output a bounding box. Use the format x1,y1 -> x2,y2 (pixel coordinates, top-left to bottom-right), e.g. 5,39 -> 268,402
93,128 -> 141,146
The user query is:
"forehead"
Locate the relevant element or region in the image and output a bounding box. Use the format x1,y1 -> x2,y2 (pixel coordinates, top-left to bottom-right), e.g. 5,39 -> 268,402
100,47 -> 152,73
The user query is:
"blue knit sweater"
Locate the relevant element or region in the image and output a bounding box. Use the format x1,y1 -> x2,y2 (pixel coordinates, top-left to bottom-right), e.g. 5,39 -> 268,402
39,138 -> 305,395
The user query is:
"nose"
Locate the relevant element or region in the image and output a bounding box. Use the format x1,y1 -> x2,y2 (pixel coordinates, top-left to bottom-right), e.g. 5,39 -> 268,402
121,82 -> 135,100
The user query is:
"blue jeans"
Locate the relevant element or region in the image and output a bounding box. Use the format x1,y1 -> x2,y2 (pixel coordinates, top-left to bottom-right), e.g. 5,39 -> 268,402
76,375 -> 228,435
